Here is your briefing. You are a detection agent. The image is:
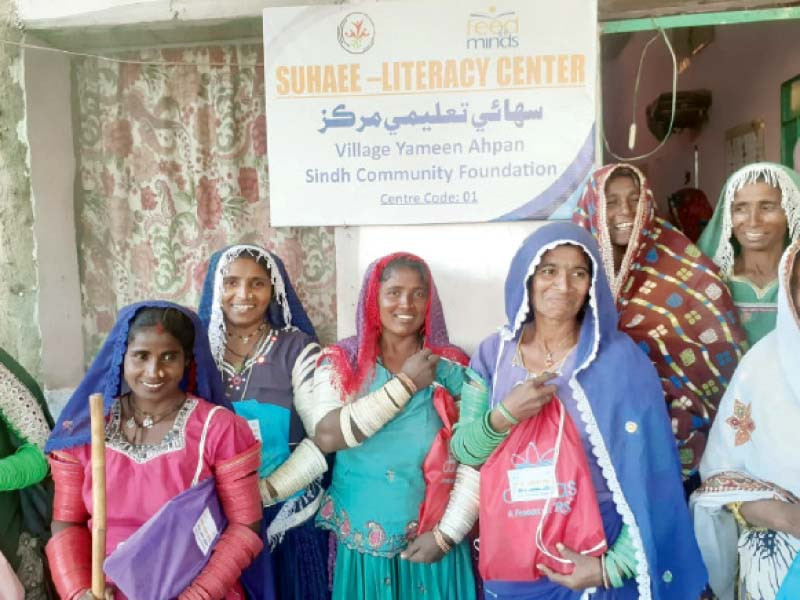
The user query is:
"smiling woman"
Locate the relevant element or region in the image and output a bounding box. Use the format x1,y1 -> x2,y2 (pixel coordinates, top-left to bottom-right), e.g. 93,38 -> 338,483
198,245 -> 327,600
304,252 -> 478,600
698,162 -> 800,346
45,302 -> 263,600
573,164 -> 748,489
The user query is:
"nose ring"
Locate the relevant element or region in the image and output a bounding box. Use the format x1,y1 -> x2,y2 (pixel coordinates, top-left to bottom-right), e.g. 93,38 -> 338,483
247,293 -> 254,300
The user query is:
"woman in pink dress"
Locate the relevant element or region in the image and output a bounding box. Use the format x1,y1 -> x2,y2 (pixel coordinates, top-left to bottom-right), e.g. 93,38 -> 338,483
45,302 -> 263,599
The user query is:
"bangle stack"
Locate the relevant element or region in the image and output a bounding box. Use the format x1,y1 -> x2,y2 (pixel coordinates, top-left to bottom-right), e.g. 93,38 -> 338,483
432,525 -> 452,554
348,377 -> 412,440
438,465 -> 480,544
603,524 -> 638,588
264,439 -> 328,504
395,372 -> 418,395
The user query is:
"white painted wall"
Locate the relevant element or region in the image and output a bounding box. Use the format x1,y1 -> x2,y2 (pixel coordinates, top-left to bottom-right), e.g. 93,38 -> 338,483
25,43 -> 85,390
335,221 -> 546,354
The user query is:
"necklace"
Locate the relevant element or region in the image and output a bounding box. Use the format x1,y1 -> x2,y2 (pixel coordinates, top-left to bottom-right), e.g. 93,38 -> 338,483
512,324 -> 577,375
125,393 -> 186,431
226,322 -> 268,344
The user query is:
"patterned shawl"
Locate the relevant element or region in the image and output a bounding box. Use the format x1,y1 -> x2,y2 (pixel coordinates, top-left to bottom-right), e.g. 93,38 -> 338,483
499,222 -> 706,599
692,238 -> 800,600
197,244 -> 317,369
573,163 -> 748,477
697,162 -> 800,278
47,301 -> 227,452
324,252 -> 468,399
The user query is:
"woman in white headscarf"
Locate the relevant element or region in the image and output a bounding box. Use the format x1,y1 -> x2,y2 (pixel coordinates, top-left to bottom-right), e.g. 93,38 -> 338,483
691,238 -> 800,600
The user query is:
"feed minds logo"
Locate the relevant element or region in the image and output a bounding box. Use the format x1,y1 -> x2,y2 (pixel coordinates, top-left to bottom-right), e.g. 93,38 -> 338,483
338,12 -> 375,54
466,6 -> 519,49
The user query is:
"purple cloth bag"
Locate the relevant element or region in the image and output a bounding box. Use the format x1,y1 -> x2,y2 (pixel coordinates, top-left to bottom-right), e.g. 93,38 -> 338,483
104,407 -> 228,600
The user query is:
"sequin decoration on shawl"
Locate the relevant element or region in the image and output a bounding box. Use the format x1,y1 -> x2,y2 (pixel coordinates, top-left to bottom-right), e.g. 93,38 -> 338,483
324,252 -> 468,398
573,163 -> 748,479
198,244 -> 317,369
697,162 -> 800,346
692,238 -> 800,600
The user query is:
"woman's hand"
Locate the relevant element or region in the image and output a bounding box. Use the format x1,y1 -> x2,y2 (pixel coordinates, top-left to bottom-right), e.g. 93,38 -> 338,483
400,348 -> 440,390
537,543 -> 604,590
739,500 -> 800,538
490,372 -> 557,431
400,532 -> 445,564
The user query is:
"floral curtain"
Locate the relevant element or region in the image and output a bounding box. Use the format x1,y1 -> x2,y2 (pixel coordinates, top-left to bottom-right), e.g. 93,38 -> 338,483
72,44 -> 337,361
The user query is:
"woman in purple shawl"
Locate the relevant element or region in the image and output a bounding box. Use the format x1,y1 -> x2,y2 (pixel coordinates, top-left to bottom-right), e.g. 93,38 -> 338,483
451,223 -> 707,599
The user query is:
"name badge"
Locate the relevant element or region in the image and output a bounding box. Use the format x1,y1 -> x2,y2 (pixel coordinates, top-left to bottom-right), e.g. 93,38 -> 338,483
507,465 -> 557,502
247,419 -> 262,442
193,507 -> 219,555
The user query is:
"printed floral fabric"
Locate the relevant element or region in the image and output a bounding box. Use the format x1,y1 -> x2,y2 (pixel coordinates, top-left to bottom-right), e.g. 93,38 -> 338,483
72,44 -> 336,360
573,164 -> 749,479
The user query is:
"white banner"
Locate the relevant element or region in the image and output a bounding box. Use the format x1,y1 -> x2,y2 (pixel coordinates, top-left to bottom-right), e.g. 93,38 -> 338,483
263,0 -> 597,226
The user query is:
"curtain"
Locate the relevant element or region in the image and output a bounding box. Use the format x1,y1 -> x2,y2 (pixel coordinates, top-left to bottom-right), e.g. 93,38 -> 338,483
72,44 -> 336,361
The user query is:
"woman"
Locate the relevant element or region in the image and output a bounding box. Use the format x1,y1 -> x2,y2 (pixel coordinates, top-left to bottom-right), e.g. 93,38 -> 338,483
451,222 -> 707,599
304,253 -> 478,599
198,244 -> 328,600
573,164 -> 747,486
691,238 -> 800,600
45,302 -> 262,599
0,347 -> 54,599
697,162 -> 800,346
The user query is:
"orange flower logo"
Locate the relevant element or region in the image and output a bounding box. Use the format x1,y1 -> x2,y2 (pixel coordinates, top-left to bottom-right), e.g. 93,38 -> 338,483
338,13 -> 375,54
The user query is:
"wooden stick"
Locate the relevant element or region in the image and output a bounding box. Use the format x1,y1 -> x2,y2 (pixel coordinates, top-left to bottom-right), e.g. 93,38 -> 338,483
89,393 -> 106,600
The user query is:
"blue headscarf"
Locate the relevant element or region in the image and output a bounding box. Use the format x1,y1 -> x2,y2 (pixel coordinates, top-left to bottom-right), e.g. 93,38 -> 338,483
46,301 -> 228,453
502,223 -> 707,599
198,245 -> 317,367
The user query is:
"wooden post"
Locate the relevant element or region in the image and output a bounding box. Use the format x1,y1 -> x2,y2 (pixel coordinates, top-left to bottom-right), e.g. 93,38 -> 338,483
89,393 -> 106,599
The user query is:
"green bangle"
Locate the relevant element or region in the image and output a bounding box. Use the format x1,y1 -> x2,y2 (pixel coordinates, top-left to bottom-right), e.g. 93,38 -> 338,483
496,402 -> 519,426
604,552 -> 624,588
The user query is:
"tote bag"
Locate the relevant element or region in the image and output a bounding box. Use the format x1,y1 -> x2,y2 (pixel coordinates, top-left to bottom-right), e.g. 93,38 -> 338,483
104,407 -> 228,600
478,396 -> 607,581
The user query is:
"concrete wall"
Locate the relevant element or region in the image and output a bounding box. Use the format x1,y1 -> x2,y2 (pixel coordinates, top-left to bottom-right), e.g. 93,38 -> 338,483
0,1 -> 43,377
25,43 -> 85,389
602,18 -> 800,208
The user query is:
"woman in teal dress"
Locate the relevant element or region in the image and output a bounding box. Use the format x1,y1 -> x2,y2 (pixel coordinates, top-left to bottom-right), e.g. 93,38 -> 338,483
0,346 -> 54,598
698,162 -> 800,346
303,252 -> 478,599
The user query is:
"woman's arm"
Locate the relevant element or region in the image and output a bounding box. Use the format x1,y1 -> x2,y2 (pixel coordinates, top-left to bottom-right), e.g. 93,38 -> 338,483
312,349 -> 438,454
46,451 -> 93,600
737,500 -> 800,538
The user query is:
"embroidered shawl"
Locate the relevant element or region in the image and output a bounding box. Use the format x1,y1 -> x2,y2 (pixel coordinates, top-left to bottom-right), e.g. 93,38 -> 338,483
198,244 -> 317,369
498,222 -> 706,599
47,301 -> 227,452
324,252 -> 467,398
691,239 -> 800,600
573,163 -> 748,477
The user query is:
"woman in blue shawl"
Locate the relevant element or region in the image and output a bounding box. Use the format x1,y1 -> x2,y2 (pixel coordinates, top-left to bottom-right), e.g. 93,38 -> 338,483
451,223 -> 707,599
199,245 -> 329,600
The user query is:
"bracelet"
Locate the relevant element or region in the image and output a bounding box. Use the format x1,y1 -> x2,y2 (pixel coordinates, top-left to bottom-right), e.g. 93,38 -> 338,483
339,405 -> 361,448
350,378 -> 411,438
600,553 -> 610,589
605,551 -> 624,588
432,525 -> 452,554
396,372 -> 418,395
264,439 -> 328,504
496,402 -> 520,426
438,465 -> 480,544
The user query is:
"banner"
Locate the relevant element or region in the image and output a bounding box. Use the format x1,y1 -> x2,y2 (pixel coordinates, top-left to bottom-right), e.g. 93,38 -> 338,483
263,0 -> 596,226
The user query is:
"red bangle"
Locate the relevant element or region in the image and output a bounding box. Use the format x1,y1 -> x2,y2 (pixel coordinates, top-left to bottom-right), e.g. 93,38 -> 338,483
216,444 -> 263,524
46,526 -> 92,600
